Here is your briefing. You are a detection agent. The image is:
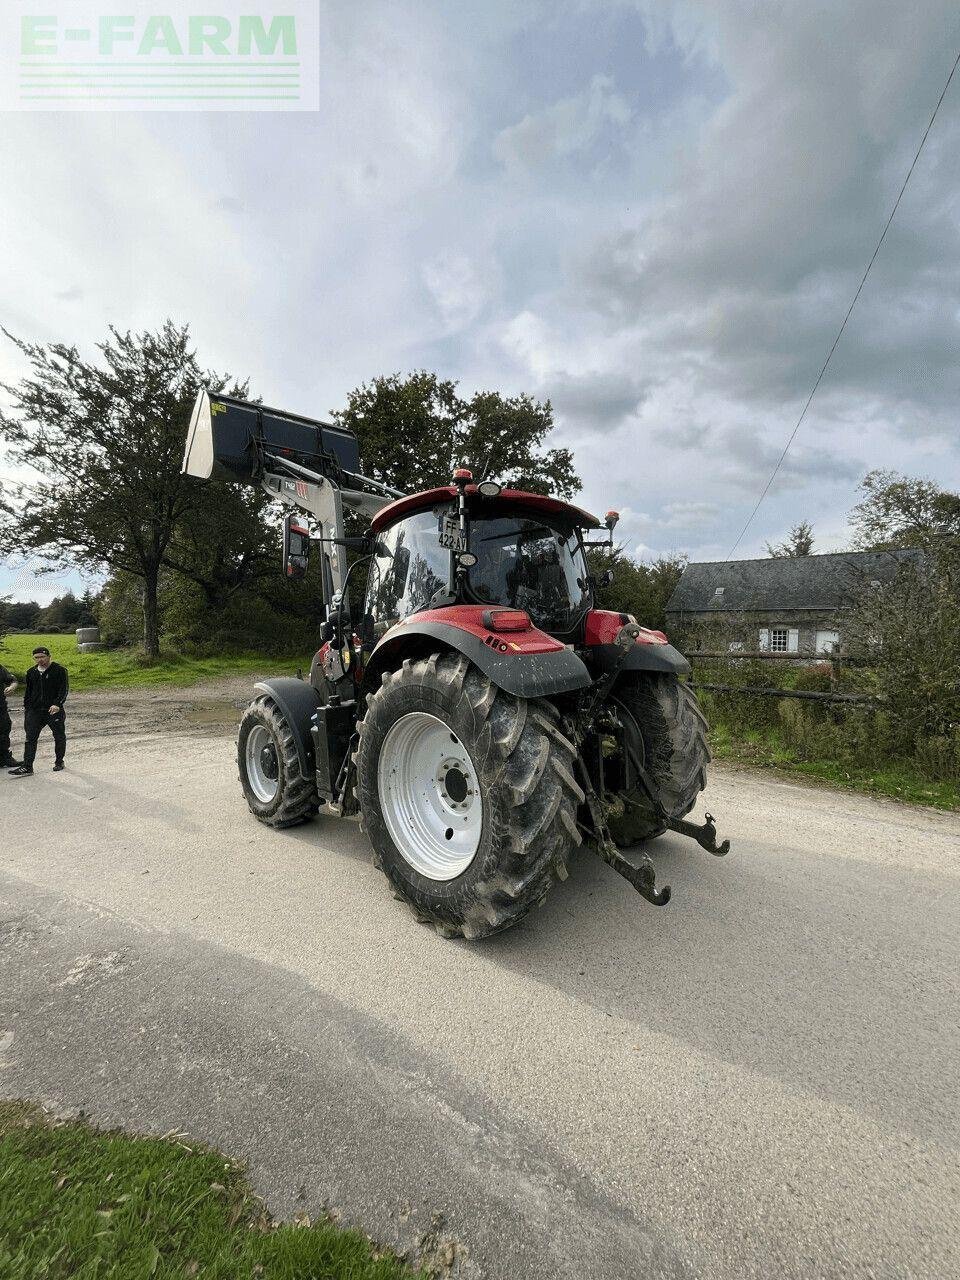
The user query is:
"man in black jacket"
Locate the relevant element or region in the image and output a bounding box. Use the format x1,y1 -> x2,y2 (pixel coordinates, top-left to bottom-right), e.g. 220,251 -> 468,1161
0,661 -> 20,768
9,646 -> 69,776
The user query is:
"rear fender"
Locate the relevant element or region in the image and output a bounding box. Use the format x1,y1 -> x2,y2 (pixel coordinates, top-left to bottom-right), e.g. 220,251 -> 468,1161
254,677 -> 323,776
594,642 -> 691,676
582,609 -> 691,677
362,608 -> 591,700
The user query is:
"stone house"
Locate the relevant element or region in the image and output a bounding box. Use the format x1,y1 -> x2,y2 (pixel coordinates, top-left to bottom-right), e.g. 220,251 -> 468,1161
664,549 -> 919,654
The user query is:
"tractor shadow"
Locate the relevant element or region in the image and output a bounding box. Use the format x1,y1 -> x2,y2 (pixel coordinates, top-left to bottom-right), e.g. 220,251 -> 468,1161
476,831 -> 957,1146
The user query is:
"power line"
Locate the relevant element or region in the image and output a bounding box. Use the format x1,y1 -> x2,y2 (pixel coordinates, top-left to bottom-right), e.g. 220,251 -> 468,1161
716,42 -> 960,570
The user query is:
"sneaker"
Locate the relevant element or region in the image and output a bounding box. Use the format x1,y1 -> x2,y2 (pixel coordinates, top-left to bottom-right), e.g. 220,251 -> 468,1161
53,762 -> 65,772
8,766 -> 33,777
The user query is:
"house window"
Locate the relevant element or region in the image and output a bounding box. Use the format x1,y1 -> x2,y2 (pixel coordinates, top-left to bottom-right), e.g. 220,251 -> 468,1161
816,630 -> 840,655
770,628 -> 789,653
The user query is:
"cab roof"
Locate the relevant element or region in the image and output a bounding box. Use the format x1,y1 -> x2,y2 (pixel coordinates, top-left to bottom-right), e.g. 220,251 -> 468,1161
370,485 -> 602,533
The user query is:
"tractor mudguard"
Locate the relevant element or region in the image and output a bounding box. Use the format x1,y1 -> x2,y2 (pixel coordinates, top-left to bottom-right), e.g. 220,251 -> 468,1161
253,676 -> 323,776
588,641 -> 691,676
362,610 -> 592,700
582,609 -> 691,677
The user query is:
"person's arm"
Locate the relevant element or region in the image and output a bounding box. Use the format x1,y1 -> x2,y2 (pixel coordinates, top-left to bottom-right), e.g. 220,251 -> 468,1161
49,666 -> 68,713
0,667 -> 16,697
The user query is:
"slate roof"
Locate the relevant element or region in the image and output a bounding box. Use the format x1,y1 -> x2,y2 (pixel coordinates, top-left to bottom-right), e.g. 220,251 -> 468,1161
665,549 -> 921,614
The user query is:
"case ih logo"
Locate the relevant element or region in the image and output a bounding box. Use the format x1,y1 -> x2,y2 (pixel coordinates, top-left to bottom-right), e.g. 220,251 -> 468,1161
2,1 -> 319,112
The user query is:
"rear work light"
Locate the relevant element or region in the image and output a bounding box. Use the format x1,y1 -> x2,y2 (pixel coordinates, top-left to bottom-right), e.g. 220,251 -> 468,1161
482,609 -> 531,633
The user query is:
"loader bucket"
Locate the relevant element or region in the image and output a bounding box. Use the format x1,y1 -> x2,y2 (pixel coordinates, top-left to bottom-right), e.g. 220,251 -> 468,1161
182,389 -> 360,483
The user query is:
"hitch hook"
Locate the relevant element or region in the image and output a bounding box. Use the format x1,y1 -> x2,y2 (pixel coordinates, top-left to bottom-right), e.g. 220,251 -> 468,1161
665,812 -> 731,857
607,844 -> 672,906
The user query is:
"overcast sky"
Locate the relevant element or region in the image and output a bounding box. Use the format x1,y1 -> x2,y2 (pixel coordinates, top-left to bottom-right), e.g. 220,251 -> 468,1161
3,0 -> 960,602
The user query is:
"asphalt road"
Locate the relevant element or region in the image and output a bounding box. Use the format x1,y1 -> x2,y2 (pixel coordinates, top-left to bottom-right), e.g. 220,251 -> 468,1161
1,721 -> 957,1278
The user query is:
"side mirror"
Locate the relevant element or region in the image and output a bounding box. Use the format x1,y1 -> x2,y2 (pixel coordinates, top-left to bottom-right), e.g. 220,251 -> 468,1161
282,513 -> 310,580
600,568 -> 614,588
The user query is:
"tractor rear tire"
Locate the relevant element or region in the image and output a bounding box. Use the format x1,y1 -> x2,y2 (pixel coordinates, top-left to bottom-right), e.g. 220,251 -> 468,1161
238,694 -> 318,828
356,651 -> 583,940
606,673 -> 710,846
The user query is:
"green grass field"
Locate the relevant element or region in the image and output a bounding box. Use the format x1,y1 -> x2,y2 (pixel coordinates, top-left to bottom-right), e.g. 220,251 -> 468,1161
0,634 -> 312,693
0,1102 -> 424,1280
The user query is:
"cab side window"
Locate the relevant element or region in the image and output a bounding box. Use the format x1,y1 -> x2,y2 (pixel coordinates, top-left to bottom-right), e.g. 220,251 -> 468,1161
365,511 -> 449,634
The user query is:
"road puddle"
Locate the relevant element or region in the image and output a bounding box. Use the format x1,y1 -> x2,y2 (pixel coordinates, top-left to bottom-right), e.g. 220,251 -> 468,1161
183,702 -> 240,728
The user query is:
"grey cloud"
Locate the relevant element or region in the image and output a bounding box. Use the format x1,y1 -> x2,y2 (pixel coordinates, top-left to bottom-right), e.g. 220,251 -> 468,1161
574,1 -> 960,433
53,286 -> 83,302
546,369 -> 648,429
661,500 -> 720,530
493,74 -> 632,173
655,420 -> 711,450
422,251 -> 489,330
717,423 -> 863,494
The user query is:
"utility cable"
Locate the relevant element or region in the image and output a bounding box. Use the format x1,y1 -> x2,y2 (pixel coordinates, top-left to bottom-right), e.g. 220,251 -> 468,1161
716,42 -> 960,570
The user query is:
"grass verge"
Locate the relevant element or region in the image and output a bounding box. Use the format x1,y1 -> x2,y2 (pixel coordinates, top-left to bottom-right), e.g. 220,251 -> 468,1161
0,1101 -> 425,1280
0,635 -> 312,693
708,722 -> 960,811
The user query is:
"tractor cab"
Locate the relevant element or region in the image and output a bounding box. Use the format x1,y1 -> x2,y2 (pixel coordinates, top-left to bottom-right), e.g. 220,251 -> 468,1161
365,476 -> 606,643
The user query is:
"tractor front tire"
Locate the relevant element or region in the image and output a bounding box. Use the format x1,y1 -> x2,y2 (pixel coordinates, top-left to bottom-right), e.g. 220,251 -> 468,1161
356,651 -> 583,940
238,695 -> 318,828
606,673 -> 710,847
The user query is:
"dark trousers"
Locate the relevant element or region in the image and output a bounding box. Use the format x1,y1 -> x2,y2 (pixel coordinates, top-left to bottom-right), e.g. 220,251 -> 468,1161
23,707 -> 66,768
0,702 -> 11,760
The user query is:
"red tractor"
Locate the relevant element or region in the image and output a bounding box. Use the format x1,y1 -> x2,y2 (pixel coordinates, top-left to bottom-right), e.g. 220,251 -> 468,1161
183,390 -> 729,939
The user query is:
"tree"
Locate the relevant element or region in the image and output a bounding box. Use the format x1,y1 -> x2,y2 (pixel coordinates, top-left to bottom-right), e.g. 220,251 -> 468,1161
0,599 -> 42,631
332,371 -> 580,498
843,471 -> 960,773
162,484 -> 279,611
585,545 -> 686,632
849,470 -> 960,551
765,521 -> 815,558
35,591 -> 85,631
0,322 -> 252,658
845,544 -> 960,758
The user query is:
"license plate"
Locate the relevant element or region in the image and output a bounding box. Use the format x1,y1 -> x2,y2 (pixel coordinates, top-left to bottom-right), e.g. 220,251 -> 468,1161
439,515 -> 466,552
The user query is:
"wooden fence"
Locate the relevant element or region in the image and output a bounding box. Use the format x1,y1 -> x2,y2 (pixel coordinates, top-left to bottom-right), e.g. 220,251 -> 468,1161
684,650 -> 877,706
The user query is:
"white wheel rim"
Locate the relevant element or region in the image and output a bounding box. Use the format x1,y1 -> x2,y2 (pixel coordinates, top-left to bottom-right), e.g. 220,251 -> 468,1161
245,723 -> 280,803
377,711 -> 482,880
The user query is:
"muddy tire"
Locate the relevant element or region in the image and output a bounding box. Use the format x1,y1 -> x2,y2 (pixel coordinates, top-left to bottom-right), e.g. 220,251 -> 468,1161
356,651 -> 583,940
606,673 -> 710,846
238,694 -> 318,828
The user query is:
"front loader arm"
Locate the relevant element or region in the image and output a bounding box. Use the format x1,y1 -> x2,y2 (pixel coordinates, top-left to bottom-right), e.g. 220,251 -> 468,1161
260,464 -> 378,601
182,387 -> 398,602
